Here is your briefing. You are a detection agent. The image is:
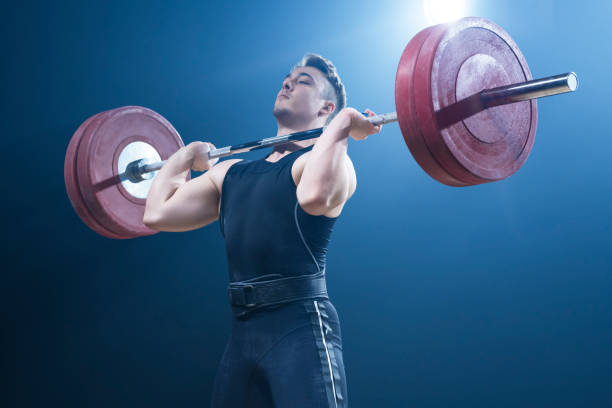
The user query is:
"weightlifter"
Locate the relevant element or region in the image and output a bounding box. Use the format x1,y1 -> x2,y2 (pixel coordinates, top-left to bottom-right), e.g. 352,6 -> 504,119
142,54 -> 381,407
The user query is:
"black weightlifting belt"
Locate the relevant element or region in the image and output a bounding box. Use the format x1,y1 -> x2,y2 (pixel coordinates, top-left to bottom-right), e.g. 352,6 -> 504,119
227,270 -> 328,317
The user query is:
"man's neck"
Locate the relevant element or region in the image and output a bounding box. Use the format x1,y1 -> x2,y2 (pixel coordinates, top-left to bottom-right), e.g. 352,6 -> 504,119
275,119 -> 325,137
271,120 -> 325,155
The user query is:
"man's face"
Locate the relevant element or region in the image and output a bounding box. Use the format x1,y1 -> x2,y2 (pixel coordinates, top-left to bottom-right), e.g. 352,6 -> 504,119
273,66 -> 333,125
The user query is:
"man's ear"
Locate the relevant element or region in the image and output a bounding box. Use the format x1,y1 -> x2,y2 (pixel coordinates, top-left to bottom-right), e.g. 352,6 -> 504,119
319,101 -> 336,117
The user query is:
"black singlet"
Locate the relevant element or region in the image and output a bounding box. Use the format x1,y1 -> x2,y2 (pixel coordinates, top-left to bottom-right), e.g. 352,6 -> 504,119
213,145 -> 348,407
219,145 -> 338,283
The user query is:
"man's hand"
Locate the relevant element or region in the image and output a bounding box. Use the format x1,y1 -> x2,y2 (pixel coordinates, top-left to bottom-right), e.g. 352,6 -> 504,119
340,108 -> 382,141
188,141 -> 219,171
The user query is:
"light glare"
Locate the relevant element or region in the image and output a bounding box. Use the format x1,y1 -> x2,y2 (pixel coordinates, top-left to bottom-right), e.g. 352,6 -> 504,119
424,0 -> 468,25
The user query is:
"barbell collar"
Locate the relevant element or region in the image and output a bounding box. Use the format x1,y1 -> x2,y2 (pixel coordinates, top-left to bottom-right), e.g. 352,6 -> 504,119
367,112 -> 398,126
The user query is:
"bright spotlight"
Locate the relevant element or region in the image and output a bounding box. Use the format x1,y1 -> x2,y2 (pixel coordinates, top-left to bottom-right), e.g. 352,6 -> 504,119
424,0 -> 468,25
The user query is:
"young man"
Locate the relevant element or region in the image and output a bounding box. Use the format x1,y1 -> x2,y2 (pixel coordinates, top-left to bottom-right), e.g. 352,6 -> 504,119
143,54 -> 381,407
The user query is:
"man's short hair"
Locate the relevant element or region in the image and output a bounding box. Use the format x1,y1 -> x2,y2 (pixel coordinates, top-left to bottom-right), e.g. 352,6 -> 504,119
293,53 -> 346,124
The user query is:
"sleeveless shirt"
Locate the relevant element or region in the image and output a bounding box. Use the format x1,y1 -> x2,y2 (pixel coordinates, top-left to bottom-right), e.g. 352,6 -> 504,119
219,145 -> 338,283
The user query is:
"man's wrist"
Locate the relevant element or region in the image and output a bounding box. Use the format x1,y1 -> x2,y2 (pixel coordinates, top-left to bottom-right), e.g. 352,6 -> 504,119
324,109 -> 352,142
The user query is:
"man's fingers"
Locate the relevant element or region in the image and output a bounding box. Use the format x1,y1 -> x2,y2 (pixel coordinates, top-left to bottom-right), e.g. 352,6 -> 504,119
362,109 -> 380,134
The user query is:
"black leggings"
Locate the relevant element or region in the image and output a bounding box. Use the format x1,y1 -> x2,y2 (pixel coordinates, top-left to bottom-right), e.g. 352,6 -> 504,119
211,298 -> 347,407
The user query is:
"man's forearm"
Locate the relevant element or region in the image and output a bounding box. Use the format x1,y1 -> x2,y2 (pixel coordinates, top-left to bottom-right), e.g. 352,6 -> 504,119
297,111 -> 352,209
144,144 -> 195,217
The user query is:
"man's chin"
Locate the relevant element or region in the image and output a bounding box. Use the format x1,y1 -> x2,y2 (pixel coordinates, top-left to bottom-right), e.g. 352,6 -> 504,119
272,106 -> 291,119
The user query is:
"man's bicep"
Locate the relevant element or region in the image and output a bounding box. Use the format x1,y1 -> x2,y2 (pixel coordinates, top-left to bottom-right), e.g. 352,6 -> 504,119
152,171 -> 221,232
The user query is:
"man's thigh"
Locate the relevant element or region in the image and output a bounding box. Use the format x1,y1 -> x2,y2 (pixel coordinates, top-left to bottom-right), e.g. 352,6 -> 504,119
258,309 -> 347,407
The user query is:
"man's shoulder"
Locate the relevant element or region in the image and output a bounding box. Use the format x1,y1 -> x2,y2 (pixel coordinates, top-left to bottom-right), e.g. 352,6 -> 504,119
208,158 -> 243,192
292,149 -> 355,167
291,151 -> 356,192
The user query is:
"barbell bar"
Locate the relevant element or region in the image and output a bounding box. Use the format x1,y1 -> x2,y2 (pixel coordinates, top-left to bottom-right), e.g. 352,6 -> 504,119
124,72 -> 577,183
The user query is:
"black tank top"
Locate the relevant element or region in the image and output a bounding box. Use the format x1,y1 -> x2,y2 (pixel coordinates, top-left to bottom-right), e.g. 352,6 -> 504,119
219,145 -> 338,283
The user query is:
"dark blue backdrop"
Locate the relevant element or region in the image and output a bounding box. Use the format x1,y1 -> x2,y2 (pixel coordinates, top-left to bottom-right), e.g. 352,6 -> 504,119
8,0 -> 611,407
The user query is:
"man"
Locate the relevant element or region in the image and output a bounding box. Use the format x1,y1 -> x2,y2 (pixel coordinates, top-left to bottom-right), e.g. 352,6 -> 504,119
143,54 -> 381,407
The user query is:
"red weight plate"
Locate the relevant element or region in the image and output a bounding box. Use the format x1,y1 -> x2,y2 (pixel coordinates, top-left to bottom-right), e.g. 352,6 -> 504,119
76,106 -> 185,239
396,25 -> 470,186
76,110 -> 142,239
413,17 -> 537,185
76,109 -> 146,239
64,111 -> 123,239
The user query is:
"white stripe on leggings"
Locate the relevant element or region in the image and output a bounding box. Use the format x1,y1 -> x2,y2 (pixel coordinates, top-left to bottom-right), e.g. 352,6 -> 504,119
314,300 -> 338,408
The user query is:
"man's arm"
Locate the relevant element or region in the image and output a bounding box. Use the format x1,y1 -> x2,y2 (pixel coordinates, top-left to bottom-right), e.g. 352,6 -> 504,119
296,108 -> 380,215
143,142 -> 235,232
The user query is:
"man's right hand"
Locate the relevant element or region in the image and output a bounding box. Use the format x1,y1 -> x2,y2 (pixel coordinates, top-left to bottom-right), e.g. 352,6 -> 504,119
344,108 -> 382,141
188,141 -> 219,171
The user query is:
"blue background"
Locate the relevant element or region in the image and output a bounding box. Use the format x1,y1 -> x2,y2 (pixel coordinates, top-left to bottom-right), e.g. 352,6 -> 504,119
8,0 -> 611,406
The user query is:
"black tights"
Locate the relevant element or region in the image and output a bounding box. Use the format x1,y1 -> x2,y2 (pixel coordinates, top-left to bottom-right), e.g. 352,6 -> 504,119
211,299 -> 347,407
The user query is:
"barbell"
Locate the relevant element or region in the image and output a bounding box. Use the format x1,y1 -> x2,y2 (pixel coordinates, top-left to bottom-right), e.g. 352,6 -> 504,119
64,17 -> 578,239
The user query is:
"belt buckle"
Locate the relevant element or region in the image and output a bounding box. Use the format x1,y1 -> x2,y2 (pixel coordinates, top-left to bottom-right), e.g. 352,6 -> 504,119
242,284 -> 256,308
228,284 -> 256,308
